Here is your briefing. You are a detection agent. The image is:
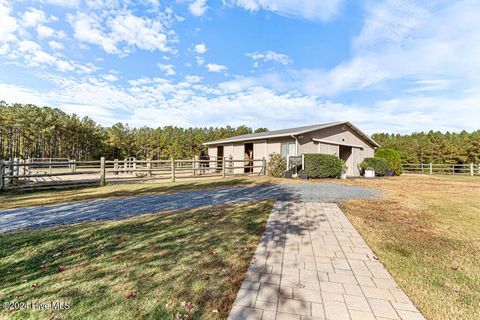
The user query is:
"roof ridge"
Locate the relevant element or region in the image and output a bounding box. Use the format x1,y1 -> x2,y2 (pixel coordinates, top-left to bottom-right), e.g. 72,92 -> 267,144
203,121 -> 379,148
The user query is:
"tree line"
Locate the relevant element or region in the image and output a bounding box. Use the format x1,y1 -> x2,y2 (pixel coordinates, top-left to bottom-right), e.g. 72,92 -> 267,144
372,131 -> 480,164
0,102 -> 267,161
2,102 -> 479,164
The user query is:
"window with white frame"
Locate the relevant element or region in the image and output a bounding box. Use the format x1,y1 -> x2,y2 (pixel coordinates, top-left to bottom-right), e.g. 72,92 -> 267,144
281,142 -> 295,158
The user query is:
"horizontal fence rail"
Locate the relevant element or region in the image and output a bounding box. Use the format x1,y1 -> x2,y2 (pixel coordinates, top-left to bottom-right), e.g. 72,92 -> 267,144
0,156 -> 267,191
403,163 -> 480,176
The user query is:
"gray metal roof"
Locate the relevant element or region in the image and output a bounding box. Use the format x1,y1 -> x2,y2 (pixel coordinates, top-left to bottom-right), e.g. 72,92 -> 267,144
203,121 -> 380,147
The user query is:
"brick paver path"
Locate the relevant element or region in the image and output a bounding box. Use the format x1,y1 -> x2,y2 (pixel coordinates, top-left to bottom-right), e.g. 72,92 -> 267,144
229,201 -> 424,320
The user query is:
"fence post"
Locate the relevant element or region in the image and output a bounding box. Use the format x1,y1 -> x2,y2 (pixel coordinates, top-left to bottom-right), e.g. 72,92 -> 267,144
193,156 -> 198,176
14,158 -> 19,177
429,163 -> 433,175
263,157 -> 267,175
8,159 -> 13,185
222,158 -> 226,178
100,157 -> 106,186
171,158 -> 175,182
147,158 -> 152,177
470,163 -> 474,176
0,160 -> 4,191
49,158 -> 52,174
113,159 -> 118,175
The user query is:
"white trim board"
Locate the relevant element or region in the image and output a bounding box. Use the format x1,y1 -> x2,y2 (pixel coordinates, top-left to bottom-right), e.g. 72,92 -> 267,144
312,138 -> 364,150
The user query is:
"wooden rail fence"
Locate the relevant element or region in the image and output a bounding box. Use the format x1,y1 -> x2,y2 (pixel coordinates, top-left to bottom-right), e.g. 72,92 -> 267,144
403,163 -> 480,176
0,156 -> 267,191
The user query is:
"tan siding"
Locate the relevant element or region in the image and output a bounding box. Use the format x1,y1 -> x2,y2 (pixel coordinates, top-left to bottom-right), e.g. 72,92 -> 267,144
266,137 -> 295,156
297,124 -> 375,176
208,146 -> 217,158
206,124 -> 375,177
233,143 -> 244,174
224,145 -> 234,158
207,146 -> 217,169
253,141 -> 267,173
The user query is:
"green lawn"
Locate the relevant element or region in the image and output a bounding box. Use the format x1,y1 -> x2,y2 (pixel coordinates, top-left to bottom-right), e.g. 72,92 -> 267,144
339,175 -> 480,320
0,178 -> 269,210
0,201 -> 273,320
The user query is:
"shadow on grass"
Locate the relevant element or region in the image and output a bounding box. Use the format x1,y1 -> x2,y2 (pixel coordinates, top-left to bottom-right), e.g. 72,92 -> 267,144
0,201 -> 274,320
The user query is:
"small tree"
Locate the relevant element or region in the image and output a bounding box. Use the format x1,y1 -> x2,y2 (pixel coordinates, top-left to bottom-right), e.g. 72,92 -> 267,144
267,153 -> 287,177
375,148 -> 403,175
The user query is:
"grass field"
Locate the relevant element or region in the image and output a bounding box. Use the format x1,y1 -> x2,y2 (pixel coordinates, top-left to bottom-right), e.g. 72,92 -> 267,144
0,201 -> 273,320
338,175 -> 480,320
1,174 -> 479,319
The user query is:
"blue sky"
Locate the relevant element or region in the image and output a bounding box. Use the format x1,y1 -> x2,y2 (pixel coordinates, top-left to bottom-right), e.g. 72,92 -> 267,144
0,0 -> 479,134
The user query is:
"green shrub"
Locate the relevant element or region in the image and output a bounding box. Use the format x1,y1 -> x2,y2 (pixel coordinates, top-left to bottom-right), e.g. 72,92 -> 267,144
359,157 -> 389,176
304,154 -> 343,178
267,153 -> 287,177
375,148 -> 403,175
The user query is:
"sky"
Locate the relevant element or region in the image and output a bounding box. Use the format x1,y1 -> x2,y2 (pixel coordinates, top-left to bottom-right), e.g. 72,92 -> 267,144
0,0 -> 479,134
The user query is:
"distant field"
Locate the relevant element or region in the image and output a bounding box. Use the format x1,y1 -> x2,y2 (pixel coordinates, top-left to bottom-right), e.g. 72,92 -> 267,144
338,175 -> 480,320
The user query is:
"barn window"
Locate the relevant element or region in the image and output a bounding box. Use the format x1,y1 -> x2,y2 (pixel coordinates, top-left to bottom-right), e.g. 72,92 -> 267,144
281,142 -> 295,158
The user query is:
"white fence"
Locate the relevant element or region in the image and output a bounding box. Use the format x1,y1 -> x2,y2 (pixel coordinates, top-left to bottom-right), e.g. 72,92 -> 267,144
403,163 -> 480,176
0,156 -> 267,191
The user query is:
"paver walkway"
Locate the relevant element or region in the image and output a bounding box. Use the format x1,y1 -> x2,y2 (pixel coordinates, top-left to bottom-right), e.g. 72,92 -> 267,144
229,201 -> 424,320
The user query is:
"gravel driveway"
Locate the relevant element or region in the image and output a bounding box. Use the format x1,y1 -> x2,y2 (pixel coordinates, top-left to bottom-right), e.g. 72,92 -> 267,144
0,183 -> 381,233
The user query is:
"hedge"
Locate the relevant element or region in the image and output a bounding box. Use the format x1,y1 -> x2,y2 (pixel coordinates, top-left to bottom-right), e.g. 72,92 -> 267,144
375,148 -> 403,175
359,157 -> 389,176
303,153 -> 343,178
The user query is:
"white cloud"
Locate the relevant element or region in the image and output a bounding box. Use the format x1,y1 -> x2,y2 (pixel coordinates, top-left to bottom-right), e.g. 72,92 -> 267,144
23,8 -> 46,28
3,77 -> 479,133
236,1 -> 480,97
48,40 -> 64,50
194,43 -> 207,54
68,10 -> 175,55
40,0 -> 80,7
68,12 -> 118,54
247,51 -> 292,65
18,40 -> 41,52
108,12 -> 170,52
226,0 -> 343,22
219,77 -> 258,93
185,75 -> 202,83
0,1 -> 18,42
353,0 -> 429,54
157,63 -> 176,76
196,56 -> 205,66
189,0 -> 208,16
103,74 -> 119,81
206,63 -> 227,73
37,25 -> 56,38
16,40 -> 77,72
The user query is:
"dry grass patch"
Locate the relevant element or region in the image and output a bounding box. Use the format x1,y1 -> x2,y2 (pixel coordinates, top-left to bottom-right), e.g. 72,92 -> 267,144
0,201 -> 273,320
338,175 -> 480,320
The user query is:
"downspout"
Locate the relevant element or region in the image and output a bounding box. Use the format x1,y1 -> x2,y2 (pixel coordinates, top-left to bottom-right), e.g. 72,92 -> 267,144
291,135 -> 299,156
